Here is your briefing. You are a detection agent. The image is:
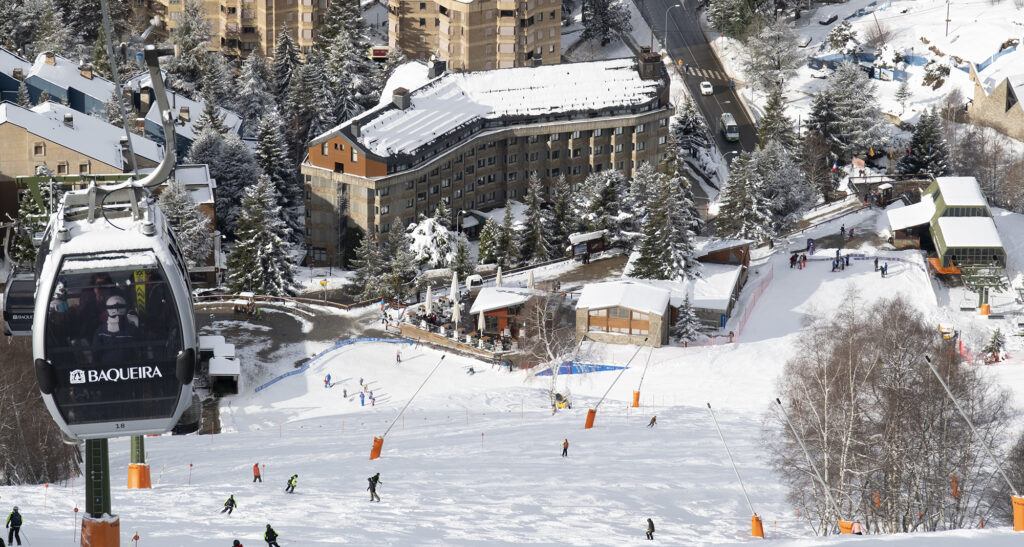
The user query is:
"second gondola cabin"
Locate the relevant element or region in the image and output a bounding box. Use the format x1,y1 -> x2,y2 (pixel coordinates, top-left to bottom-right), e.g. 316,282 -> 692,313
32,185 -> 197,441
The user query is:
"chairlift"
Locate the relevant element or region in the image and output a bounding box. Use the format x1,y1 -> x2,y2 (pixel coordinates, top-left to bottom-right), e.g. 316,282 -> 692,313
31,44 -> 198,442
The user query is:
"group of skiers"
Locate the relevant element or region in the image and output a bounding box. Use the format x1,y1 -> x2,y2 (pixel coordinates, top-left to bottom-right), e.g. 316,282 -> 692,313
789,253 -> 808,269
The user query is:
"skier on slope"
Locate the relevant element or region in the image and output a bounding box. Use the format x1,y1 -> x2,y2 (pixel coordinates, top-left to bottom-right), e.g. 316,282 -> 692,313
285,474 -> 297,493
562,439 -> 569,457
646,518 -> 655,540
253,463 -> 262,483
264,524 -> 281,547
5,506 -> 22,546
232,540 -> 244,547
222,494 -> 238,515
368,472 -> 382,502
648,416 -> 657,428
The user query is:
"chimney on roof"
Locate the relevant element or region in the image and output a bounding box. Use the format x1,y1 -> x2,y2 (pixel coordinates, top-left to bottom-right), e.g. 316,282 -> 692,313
12,68 -> 23,80
351,120 -> 361,138
179,106 -> 190,122
63,113 -> 73,128
637,46 -> 662,80
119,136 -> 130,166
79,62 -> 93,80
44,51 -> 56,66
393,87 -> 411,110
428,58 -> 446,79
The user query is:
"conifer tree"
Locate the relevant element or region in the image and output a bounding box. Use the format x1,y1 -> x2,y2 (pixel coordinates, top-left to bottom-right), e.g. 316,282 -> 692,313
227,175 -> 296,296
626,162 -> 659,222
575,171 -> 626,236
157,178 -> 213,266
272,28 -> 301,104
478,218 -> 501,265
103,89 -> 131,128
283,61 -> 318,163
433,201 -> 452,230
520,173 -> 552,263
254,109 -> 299,217
200,52 -> 234,107
452,236 -> 475,279
671,296 -> 703,343
192,98 -> 227,135
983,328 -> 1005,356
9,184 -> 56,266
895,79 -> 911,115
37,90 -> 51,105
168,0 -> 210,91
630,173 -> 699,280
305,50 -> 338,142
548,174 -> 575,256
407,217 -> 456,268
806,62 -> 888,162
716,153 -> 773,242
757,88 -> 795,150
17,80 -> 31,107
897,108 -> 950,176
581,0 -> 632,46
382,227 -> 420,302
187,130 -> 261,237
235,52 -> 276,136
348,231 -> 386,299
498,200 -> 520,267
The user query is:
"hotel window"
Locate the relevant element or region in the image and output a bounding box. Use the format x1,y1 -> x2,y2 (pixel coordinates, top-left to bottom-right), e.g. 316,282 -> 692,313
33,142 -> 45,156
378,186 -> 390,196
614,127 -> 624,135
417,192 -> 427,202
488,156 -> 495,165
351,149 -> 358,162
419,18 -> 426,26
57,163 -> 68,174
550,150 -> 560,159
659,118 -> 668,127
550,133 -> 559,141
510,188 -> 517,197
477,158 -> 486,168
570,131 -> 581,139
379,205 -> 390,214
615,143 -> 624,152
658,136 -> 667,145
529,152 -> 538,161
595,145 -> 604,154
636,123 -> 645,133
508,137 -> 518,145
442,178 -> 451,187
406,198 -> 414,208
321,142 -> 328,155
637,141 -> 645,151
593,129 -> 603,137
455,189 -> 463,198
507,154 -> 517,163
616,161 -> 624,170
431,185 -> 439,195
79,163 -> 90,174
508,172 -> 518,181
406,180 -> 414,189
572,148 -> 580,157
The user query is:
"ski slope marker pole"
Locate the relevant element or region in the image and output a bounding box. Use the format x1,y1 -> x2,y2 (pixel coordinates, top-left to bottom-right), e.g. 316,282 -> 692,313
707,403 -> 763,538
587,339 -> 648,429
372,355 -> 446,459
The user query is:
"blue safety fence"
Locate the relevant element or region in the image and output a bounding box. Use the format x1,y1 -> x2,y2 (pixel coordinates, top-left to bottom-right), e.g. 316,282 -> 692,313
254,337 -> 412,393
535,362 -> 628,376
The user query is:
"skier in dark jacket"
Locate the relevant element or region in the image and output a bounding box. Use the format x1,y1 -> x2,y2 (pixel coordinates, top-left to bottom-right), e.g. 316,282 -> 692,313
264,524 -> 280,547
222,495 -> 237,515
647,416 -> 657,428
646,518 -> 655,540
6,506 -> 21,546
368,473 -> 382,502
562,438 -> 569,457
232,540 -> 243,547
285,474 -> 297,493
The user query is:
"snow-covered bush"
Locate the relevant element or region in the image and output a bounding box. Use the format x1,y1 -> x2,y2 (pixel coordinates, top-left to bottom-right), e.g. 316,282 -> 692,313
407,217 -> 466,269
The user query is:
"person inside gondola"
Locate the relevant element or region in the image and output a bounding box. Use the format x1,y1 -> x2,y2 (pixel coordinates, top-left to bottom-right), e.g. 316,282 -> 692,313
92,294 -> 142,364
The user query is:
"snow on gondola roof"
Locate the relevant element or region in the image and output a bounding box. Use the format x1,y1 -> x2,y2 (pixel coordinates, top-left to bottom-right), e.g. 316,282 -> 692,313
313,58 -> 662,157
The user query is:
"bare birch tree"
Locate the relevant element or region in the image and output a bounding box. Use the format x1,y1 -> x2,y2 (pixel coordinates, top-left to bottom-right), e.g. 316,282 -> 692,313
519,292 -> 579,413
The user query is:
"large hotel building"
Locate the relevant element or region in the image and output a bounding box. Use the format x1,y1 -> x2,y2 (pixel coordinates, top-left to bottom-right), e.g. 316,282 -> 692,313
387,0 -> 562,71
300,51 -> 674,266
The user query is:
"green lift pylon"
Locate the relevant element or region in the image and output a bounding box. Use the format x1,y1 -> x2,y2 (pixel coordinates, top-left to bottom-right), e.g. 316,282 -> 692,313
83,439 -> 120,545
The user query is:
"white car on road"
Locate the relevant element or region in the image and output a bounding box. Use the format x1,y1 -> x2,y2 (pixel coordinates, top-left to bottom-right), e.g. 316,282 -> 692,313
699,81 -> 714,95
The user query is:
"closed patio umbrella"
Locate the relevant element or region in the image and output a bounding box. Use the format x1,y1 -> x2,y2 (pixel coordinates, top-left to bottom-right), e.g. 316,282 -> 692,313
496,266 -> 502,287
425,285 -> 433,315
478,310 -> 486,333
527,270 -> 535,289
449,271 -> 458,303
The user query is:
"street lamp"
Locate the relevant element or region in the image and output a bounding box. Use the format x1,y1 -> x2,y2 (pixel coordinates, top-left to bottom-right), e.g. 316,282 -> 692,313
457,209 -> 468,235
664,5 -> 683,52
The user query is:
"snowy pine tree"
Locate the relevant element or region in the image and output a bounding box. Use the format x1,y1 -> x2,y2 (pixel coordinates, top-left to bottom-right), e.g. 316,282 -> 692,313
433,201 -> 452,230
895,79 -> 911,115
33,0 -> 78,57
452,236 -> 475,279
168,0 -> 210,92
157,178 -> 213,267
283,61 -> 319,164
200,52 -> 234,107
192,98 -> 227,135
520,173 -> 552,263
983,328 -> 1005,356
348,231 -> 387,299
752,140 -> 815,233
186,129 -> 261,238
630,173 -> 699,281
706,0 -> 755,37
102,89 -> 132,128
662,174 -> 701,280
382,227 -> 421,302
17,80 -> 31,107
478,218 -> 501,265
671,296 -> 703,344
304,50 -> 339,142
227,175 -> 296,296
37,89 -> 50,105
272,28 -> 302,105
806,62 -> 889,162
235,53 -> 276,136
897,108 -> 950,176
581,0 -> 632,46
548,174 -> 576,257
757,88 -> 795,150
407,217 -> 457,268
716,153 -> 773,242
254,108 -> 300,230
626,162 -> 659,224
498,201 -> 521,267
9,183 -> 56,266
575,170 -> 627,238
741,20 -> 802,94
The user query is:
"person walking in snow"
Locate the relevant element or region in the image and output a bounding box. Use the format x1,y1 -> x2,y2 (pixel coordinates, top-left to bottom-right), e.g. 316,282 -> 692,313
368,473 -> 382,502
285,474 -> 297,493
848,228 -> 854,240
831,259 -> 837,272
222,495 -> 238,515
6,506 -> 21,546
789,254 -> 797,268
648,416 -> 657,428
801,255 -> 807,268
264,524 -> 280,547
840,224 -> 845,238
360,392 -> 365,406
646,518 -> 655,540
253,463 -> 262,483
845,255 -> 850,267
343,387 -> 348,398
874,257 -> 879,271
324,374 -> 331,388
562,439 -> 569,457
882,263 -> 888,278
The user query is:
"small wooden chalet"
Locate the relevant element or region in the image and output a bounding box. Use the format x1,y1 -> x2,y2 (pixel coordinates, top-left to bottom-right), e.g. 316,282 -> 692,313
575,281 -> 671,347
469,286 -> 545,338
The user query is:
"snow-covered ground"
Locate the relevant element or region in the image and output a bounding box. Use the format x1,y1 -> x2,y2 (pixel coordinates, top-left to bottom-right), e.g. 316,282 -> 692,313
5,207 -> 1024,545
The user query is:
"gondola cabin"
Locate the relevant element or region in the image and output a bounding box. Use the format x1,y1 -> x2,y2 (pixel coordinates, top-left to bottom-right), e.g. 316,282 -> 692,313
3,271 -> 36,336
32,185 -> 197,441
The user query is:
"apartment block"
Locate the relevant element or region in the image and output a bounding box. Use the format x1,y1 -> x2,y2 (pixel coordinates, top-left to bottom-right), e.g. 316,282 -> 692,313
148,0 -> 325,58
300,52 -> 672,267
388,0 -> 561,71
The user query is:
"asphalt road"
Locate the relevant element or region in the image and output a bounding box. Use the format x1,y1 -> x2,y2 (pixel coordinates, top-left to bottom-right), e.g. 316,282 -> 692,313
637,0 -> 758,155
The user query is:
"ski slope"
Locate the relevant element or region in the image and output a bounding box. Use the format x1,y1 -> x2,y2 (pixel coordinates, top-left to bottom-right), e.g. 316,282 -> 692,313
4,216 -> 1024,545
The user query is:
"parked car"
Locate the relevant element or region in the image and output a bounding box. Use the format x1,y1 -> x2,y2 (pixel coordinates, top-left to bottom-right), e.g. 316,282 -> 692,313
810,68 -> 830,79
819,13 -> 838,24
699,81 -> 714,95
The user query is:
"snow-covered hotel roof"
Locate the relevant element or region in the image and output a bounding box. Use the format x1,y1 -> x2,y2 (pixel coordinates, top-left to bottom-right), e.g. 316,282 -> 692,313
312,57 -> 666,159
935,176 -> 988,207
576,281 -> 671,316
0,101 -> 163,169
